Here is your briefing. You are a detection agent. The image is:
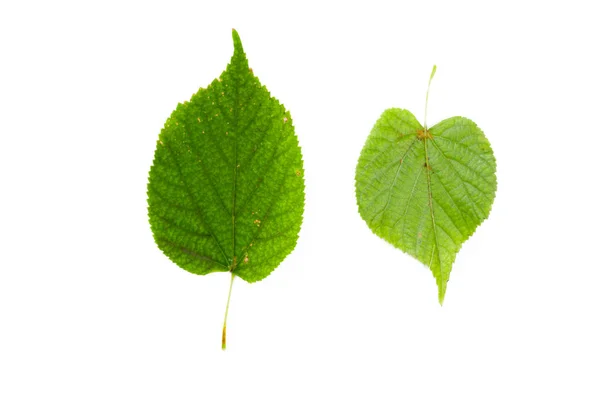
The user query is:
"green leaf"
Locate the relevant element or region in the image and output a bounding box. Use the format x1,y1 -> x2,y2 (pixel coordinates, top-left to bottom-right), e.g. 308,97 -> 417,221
147,30 -> 305,348
355,66 -> 496,304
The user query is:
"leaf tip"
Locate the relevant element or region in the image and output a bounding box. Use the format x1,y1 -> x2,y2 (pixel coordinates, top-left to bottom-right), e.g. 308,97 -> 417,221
430,65 -> 437,81
231,28 -> 243,53
437,279 -> 447,306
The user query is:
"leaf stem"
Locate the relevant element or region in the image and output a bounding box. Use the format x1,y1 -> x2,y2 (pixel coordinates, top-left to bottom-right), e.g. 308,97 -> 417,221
222,272 -> 235,350
424,65 -> 437,130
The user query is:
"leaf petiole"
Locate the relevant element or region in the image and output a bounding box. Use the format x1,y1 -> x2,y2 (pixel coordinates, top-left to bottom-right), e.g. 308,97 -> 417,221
424,65 -> 437,130
222,272 -> 235,350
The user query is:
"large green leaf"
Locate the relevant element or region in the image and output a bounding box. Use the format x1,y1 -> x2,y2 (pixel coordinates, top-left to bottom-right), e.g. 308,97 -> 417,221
355,67 -> 496,304
147,30 -> 304,348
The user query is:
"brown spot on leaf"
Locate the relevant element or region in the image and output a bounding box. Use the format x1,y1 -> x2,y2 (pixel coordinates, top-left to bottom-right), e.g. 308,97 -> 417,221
243,254 -> 249,264
417,130 -> 433,140
295,170 -> 301,177
254,219 -> 261,226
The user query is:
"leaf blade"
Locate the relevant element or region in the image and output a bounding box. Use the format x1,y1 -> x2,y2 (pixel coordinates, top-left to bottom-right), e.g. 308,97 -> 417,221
148,30 -> 305,283
356,109 -> 496,303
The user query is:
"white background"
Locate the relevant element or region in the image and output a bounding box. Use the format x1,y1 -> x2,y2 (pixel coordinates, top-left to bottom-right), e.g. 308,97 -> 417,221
1,0 -> 599,399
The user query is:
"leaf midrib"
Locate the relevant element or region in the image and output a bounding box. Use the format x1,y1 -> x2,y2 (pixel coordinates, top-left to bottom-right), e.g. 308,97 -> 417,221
423,135 -> 443,282
231,72 -> 240,272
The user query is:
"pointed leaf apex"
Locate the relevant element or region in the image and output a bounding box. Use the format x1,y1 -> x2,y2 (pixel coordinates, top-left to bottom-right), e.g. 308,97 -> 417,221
438,286 -> 446,305
430,65 -> 437,81
437,275 -> 447,305
232,29 -> 244,53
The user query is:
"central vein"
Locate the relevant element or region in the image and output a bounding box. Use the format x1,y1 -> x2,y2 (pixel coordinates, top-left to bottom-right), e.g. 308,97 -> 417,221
423,136 -> 441,273
232,132 -> 238,270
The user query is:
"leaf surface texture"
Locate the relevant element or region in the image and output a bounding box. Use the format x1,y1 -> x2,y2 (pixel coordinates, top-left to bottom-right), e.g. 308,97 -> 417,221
355,104 -> 496,303
148,30 -> 304,283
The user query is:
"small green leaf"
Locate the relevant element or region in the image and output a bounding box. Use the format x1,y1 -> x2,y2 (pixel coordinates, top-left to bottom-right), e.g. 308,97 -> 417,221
147,30 -> 305,348
355,66 -> 497,304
